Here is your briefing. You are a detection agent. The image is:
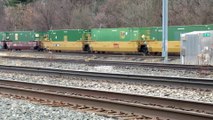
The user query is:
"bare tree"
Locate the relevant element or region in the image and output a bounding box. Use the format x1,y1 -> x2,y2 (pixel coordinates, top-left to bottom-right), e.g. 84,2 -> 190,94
93,0 -> 162,28
169,0 -> 213,25
30,0 -> 58,30
0,0 -> 6,31
1,0 -> 212,31
53,0 -> 94,29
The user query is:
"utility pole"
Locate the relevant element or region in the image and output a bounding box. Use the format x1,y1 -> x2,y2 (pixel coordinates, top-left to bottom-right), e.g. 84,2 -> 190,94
162,0 -> 168,63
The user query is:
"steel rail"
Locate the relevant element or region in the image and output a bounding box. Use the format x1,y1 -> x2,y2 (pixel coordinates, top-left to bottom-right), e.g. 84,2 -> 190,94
0,52 -> 178,61
0,80 -> 212,120
1,56 -> 212,71
0,50 -> 176,58
0,65 -> 213,88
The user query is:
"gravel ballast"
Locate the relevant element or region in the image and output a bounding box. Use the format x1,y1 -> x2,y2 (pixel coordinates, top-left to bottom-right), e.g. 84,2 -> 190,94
0,58 -> 211,78
0,71 -> 212,103
1,52 -> 211,119
0,95 -> 114,120
0,51 -> 181,64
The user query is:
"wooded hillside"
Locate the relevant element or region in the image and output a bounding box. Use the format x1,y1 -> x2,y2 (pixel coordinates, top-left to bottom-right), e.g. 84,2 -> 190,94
0,0 -> 212,31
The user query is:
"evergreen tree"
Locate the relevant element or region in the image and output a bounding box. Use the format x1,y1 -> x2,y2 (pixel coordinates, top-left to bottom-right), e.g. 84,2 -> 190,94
5,0 -> 35,6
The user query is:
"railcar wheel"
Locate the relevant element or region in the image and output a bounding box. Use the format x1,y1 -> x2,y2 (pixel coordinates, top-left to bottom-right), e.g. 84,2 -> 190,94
83,44 -> 91,53
2,42 -> 8,49
139,45 -> 149,55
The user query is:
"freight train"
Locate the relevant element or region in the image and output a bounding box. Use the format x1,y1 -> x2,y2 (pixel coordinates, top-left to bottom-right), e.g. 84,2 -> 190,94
0,24 -> 213,55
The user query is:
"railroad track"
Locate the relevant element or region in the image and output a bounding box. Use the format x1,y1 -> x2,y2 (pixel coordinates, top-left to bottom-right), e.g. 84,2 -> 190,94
0,65 -> 213,88
0,50 -> 166,56
2,56 -> 213,71
0,51 -> 179,62
0,80 -> 212,120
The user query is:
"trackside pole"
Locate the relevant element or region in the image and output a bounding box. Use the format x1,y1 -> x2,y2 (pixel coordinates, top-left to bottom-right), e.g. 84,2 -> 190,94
162,0 -> 168,63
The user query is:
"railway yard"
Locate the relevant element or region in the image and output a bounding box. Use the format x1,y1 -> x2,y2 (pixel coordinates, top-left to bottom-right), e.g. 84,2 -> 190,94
0,0 -> 213,119
0,51 -> 213,120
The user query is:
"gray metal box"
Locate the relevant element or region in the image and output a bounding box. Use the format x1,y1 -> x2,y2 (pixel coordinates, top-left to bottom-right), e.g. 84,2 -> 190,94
181,31 -> 213,65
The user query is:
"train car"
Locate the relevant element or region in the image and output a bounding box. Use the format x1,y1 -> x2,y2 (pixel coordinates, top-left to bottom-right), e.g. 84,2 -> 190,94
41,29 -> 88,52
89,28 -> 150,53
0,32 -> 6,49
146,24 -> 213,54
0,24 -> 212,54
34,31 -> 46,41
3,31 -> 40,50
34,31 -> 46,50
